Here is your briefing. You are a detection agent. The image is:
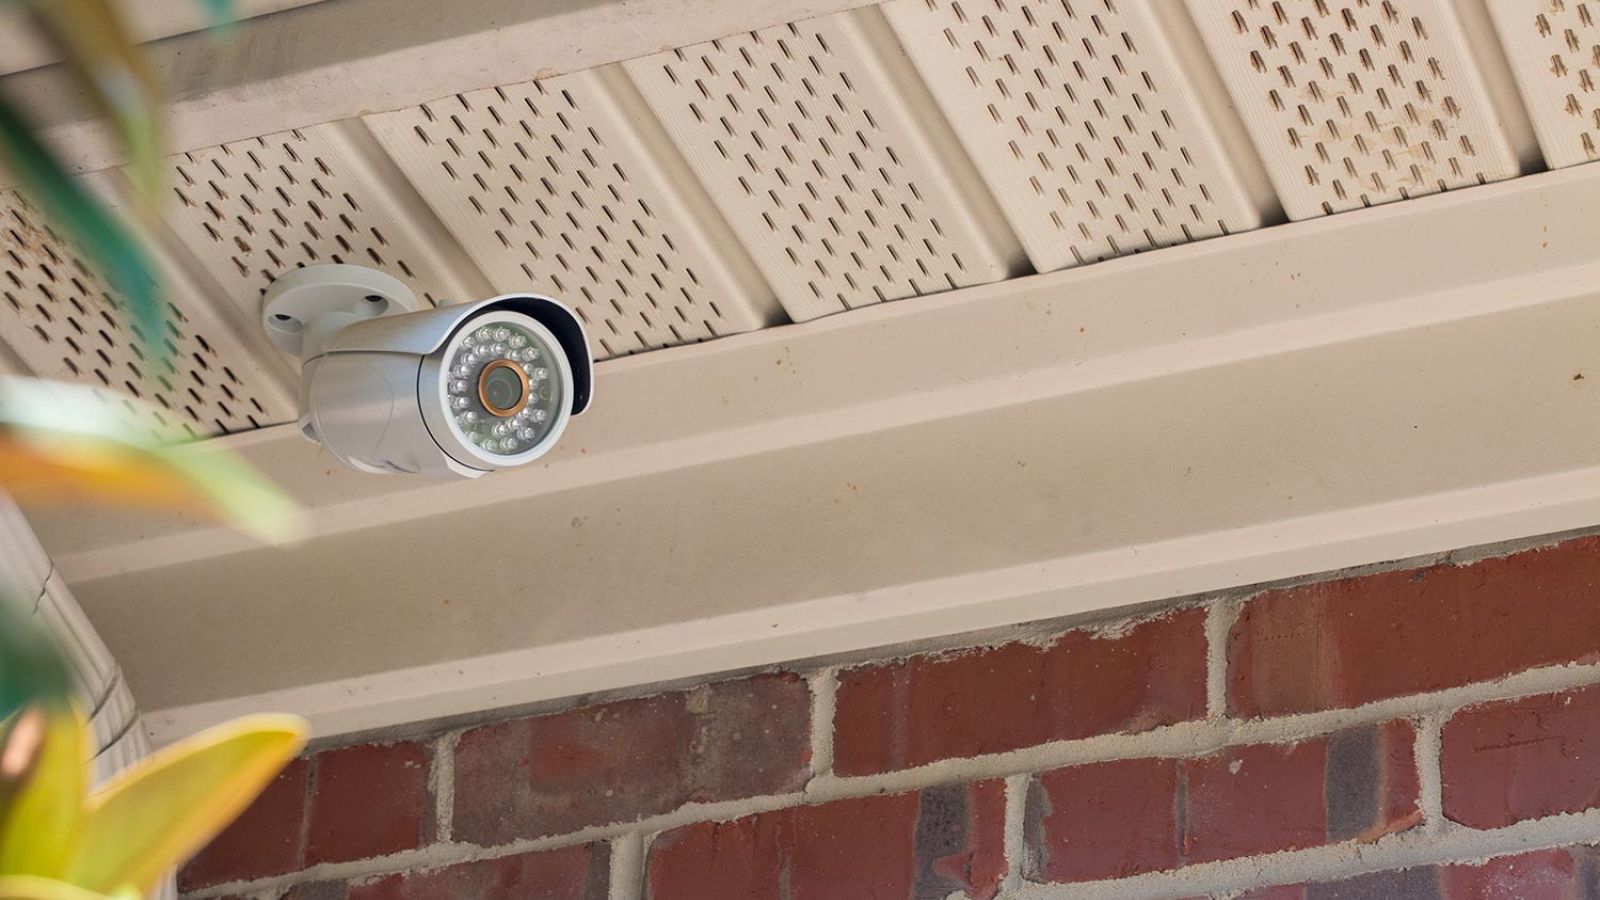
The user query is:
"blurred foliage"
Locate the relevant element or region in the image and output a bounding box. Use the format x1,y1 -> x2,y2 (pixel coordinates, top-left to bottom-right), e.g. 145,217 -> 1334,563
0,607 -> 70,726
0,0 -> 165,362
198,0 -> 235,32
27,0 -> 163,207
0,97 -> 164,361
0,707 -> 305,900
0,6 -> 308,898
0,378 -> 302,544
0,0 -> 303,713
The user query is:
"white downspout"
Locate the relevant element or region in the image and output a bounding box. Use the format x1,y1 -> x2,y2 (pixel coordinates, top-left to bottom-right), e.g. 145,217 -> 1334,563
0,496 -> 175,899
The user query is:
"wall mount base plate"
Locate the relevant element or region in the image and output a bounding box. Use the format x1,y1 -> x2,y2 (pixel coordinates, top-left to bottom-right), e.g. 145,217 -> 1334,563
263,264 -> 420,356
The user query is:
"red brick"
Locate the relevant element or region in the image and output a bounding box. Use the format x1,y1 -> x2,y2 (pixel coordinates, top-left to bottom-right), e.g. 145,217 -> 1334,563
920,780 -> 1008,898
1376,721 -> 1425,837
646,782 -> 1006,900
1184,721 -> 1419,864
307,741 -> 431,864
1027,758 -> 1179,882
1184,739 -> 1326,863
1439,848 -> 1585,899
347,845 -> 607,900
833,609 -> 1207,775
452,674 -> 810,842
180,757 -> 310,891
1441,685 -> 1600,828
1228,537 -> 1600,717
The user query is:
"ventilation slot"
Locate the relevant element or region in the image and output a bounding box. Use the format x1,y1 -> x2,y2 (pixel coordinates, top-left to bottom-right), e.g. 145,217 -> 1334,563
625,12 -> 1011,322
159,124 -> 463,315
0,189 -> 292,437
1187,0 -> 1518,219
885,0 -> 1263,272
1488,0 -> 1600,168
366,69 -> 775,359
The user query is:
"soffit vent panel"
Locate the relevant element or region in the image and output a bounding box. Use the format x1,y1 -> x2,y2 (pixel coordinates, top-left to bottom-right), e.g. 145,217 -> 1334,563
157,124 -> 469,317
625,11 -> 1013,322
365,69 -> 778,360
0,188 -> 294,437
883,0 -> 1264,272
1486,0 -> 1600,169
1187,0 -> 1519,220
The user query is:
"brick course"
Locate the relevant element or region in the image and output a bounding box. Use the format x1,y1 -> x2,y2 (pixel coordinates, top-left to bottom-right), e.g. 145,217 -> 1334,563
647,783 -> 1006,900
833,608 -> 1207,775
1227,537 -> 1600,718
348,845 -> 608,900
452,673 -> 811,843
1026,722 -> 1419,883
179,533 -> 1600,900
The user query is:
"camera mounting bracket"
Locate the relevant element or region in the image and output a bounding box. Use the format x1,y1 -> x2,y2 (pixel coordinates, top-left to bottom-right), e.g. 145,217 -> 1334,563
262,264 -> 421,358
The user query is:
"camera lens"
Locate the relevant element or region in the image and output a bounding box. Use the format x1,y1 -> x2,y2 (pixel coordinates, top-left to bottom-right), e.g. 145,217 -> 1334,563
445,316 -> 564,458
478,360 -> 527,417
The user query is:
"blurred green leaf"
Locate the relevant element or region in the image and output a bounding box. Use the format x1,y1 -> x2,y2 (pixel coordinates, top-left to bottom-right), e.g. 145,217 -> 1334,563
24,0 -> 162,207
198,0 -> 235,30
0,607 -> 71,725
0,378 -> 303,545
0,97 -> 166,366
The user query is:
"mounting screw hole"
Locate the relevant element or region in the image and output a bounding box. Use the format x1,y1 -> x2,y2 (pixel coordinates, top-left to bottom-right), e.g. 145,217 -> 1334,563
359,293 -> 391,317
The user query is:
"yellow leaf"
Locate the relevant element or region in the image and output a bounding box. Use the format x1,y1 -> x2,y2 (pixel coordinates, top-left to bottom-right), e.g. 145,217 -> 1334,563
0,707 -> 84,880
63,715 -> 304,895
0,378 -> 304,545
0,875 -> 117,900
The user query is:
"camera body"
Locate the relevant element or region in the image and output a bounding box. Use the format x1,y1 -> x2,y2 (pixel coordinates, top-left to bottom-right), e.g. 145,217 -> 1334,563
264,266 -> 593,479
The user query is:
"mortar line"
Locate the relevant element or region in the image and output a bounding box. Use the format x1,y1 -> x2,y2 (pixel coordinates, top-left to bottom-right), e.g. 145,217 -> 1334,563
430,730 -> 458,843
1415,713 -> 1447,834
607,832 -> 645,900
1204,597 -> 1242,719
807,667 -> 838,779
1002,774 -> 1030,891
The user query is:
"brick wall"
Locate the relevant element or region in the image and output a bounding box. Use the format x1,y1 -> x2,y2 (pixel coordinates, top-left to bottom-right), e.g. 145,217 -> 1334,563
179,533 -> 1600,899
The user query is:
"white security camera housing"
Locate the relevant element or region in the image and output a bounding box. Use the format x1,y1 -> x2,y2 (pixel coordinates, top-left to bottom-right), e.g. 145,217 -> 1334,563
262,265 -> 593,478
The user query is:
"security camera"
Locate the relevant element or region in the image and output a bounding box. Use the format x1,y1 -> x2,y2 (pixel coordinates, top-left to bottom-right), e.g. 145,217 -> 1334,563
261,265 -> 593,478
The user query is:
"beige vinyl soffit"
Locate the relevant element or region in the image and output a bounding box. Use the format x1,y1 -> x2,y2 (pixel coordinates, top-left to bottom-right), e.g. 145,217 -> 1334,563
31,165 -> 1600,744
0,0 -> 883,176
5,0 -> 1589,447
